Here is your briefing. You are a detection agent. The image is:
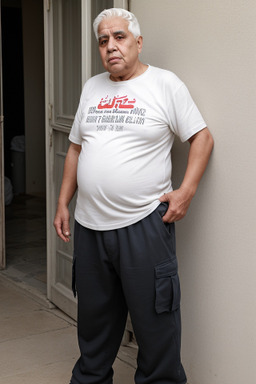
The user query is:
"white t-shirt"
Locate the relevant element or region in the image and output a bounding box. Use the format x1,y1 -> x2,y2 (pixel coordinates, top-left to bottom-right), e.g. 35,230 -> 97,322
69,65 -> 206,230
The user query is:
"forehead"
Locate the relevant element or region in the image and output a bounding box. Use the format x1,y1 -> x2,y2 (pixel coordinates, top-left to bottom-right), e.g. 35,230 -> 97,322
98,16 -> 129,36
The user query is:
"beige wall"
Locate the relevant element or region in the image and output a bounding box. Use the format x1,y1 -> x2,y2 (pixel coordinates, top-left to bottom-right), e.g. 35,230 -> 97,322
130,1 -> 256,383
22,0 -> 45,195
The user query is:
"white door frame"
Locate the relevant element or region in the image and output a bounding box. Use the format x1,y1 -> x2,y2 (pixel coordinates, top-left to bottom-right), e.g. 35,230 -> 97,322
0,0 -> 5,270
44,0 -> 87,318
44,0 -> 128,317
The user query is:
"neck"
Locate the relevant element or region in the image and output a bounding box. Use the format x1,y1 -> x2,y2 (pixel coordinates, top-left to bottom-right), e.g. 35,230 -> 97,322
110,62 -> 148,82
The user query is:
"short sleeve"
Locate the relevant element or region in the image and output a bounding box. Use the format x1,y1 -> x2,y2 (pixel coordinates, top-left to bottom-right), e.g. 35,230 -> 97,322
68,84 -> 87,145
170,84 -> 207,142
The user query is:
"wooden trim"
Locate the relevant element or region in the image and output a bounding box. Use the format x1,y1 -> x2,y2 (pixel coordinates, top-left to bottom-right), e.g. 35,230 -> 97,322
44,0 -> 54,299
81,0 -> 92,85
0,1 -> 5,270
0,119 -> 5,270
51,283 -> 77,320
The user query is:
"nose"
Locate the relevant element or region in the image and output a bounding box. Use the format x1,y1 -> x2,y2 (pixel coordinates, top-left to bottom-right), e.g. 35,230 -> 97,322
107,36 -> 117,52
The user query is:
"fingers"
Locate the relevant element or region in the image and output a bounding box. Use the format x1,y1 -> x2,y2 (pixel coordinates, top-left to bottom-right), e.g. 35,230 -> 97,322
162,207 -> 186,223
159,195 -> 174,222
161,207 -> 177,223
54,215 -> 71,243
159,193 -> 168,203
60,220 -> 71,243
159,190 -> 191,223
62,219 -> 71,237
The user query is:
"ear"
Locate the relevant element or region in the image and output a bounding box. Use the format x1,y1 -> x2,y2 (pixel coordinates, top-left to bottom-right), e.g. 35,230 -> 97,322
136,36 -> 143,53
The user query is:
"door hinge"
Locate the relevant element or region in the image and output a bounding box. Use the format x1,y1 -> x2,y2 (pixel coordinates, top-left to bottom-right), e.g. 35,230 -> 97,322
0,115 -> 4,124
48,103 -> 53,120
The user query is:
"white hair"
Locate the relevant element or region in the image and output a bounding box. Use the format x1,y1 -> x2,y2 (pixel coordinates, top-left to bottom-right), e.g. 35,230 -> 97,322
93,8 -> 141,40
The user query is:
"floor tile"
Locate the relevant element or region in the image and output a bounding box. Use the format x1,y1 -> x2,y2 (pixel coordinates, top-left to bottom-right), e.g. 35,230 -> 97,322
1,194 -> 137,383
0,327 -> 78,378
0,309 -> 73,342
0,360 -> 75,384
0,280 -> 41,314
4,194 -> 47,295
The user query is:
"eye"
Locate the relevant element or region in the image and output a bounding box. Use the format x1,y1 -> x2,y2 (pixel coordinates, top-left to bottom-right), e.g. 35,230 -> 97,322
116,35 -> 124,41
99,39 -> 108,47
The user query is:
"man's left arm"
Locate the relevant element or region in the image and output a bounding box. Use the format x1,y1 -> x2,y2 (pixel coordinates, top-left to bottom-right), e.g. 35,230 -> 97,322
160,127 -> 214,223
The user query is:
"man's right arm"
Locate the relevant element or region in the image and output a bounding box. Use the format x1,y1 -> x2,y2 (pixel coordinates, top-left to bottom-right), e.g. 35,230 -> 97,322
53,142 -> 81,242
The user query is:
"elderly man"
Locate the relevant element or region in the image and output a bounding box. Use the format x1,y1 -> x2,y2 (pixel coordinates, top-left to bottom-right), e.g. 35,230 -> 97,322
54,8 -> 214,384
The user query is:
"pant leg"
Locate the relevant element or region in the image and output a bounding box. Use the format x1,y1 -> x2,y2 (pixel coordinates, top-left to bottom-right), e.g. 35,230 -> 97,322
71,222 -> 128,384
117,203 -> 187,384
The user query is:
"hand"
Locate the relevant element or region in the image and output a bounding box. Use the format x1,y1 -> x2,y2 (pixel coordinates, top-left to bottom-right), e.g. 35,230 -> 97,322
159,187 -> 193,223
53,204 -> 71,243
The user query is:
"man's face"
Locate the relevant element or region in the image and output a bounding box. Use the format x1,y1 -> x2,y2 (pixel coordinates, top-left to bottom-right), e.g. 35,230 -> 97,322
97,16 -> 143,81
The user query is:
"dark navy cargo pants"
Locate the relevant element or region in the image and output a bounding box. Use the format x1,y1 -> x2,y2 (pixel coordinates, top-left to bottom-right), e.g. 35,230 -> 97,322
71,203 -> 187,384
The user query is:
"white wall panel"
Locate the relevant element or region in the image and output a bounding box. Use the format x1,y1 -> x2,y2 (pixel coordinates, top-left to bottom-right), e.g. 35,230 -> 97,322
130,1 -> 256,383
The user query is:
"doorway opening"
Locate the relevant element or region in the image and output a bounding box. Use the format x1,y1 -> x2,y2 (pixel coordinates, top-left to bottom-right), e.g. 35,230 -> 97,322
1,0 -> 46,295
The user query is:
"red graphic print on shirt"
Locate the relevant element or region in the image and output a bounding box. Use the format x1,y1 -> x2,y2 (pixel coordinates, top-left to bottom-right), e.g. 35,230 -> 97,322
98,95 -> 136,110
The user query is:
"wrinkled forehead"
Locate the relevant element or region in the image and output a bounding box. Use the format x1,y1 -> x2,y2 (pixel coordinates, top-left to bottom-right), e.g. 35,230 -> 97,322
98,16 -> 129,38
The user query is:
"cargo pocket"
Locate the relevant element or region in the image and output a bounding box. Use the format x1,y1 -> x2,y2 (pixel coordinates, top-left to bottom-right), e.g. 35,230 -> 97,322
72,254 -> 77,298
155,258 -> 181,314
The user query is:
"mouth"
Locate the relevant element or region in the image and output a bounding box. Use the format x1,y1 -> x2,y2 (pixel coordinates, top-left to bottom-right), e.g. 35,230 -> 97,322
108,56 -> 122,64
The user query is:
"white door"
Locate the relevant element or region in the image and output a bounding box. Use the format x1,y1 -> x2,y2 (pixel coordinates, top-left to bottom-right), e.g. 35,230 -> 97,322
44,0 -> 82,318
44,0 -> 117,319
0,2 -> 5,270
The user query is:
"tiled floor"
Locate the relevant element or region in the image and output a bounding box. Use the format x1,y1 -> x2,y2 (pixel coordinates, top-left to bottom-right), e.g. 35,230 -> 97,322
1,194 -> 138,381
3,194 -> 47,295
0,277 -> 136,384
